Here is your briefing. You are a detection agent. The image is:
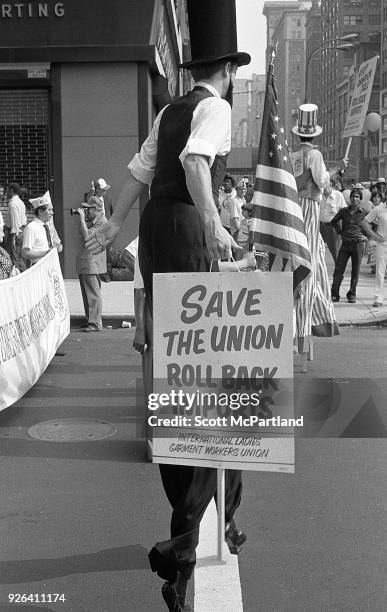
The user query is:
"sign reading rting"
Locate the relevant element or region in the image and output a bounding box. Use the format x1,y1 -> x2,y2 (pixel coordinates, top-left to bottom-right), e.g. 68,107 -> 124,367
152,272 -> 295,472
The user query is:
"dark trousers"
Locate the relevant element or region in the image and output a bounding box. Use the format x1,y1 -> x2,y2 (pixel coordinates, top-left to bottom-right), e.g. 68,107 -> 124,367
139,198 -> 243,581
320,222 -> 341,264
3,227 -> 26,271
152,465 -> 242,580
331,241 -> 365,298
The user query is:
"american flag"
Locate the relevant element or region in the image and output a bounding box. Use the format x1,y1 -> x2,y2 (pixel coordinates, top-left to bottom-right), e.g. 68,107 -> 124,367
249,57 -> 311,291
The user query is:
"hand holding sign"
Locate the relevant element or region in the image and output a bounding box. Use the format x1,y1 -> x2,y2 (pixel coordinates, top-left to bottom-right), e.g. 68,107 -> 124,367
204,217 -> 242,261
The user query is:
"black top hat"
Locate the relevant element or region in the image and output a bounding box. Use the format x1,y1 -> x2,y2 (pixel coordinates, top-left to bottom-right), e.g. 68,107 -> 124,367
180,0 -> 251,69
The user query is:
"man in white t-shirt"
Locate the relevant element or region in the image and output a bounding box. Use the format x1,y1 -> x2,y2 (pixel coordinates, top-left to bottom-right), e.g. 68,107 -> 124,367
229,180 -> 246,237
218,173 -> 236,232
362,201 -> 387,306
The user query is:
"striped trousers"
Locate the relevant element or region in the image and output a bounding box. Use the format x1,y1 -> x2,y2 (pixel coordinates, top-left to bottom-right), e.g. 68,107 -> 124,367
295,197 -> 339,353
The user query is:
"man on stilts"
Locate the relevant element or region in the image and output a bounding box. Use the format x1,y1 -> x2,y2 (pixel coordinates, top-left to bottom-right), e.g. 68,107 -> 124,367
86,2 -> 249,609
291,104 -> 339,371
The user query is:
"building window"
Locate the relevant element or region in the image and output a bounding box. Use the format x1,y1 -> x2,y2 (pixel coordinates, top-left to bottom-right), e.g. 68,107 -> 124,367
369,14 -> 380,24
383,116 -> 387,131
343,15 -> 363,25
343,66 -> 350,77
382,139 -> 387,153
0,90 -> 50,200
344,0 -> 362,5
382,92 -> 387,108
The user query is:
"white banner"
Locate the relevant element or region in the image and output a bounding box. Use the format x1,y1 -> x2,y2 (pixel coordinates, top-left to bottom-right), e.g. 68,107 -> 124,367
152,272 -> 295,472
0,249 -> 70,410
343,56 -> 378,139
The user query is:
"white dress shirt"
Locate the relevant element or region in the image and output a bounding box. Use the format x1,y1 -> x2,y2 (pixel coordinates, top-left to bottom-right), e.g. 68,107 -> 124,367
22,218 -> 50,263
6,195 -> 27,234
128,82 -> 231,185
320,189 -> 346,223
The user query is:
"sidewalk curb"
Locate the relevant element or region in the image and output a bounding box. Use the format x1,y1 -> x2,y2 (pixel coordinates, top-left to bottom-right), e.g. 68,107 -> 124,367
70,315 -> 136,329
69,314 -> 387,329
339,319 -> 387,327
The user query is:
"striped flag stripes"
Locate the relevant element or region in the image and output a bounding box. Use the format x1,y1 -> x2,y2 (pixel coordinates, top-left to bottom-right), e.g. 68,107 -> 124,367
249,58 -> 311,291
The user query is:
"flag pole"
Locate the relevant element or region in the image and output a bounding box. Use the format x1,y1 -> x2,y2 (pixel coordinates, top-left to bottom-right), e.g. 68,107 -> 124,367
344,137 -> 352,167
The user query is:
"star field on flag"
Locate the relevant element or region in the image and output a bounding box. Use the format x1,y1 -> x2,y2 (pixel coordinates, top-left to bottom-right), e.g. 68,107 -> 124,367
249,55 -> 312,292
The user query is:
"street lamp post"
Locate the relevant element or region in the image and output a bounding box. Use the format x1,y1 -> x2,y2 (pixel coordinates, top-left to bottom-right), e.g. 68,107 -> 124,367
304,34 -> 358,104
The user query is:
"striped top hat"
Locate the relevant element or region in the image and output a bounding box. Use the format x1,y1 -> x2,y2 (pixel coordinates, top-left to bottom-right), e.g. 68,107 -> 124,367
292,103 -> 322,138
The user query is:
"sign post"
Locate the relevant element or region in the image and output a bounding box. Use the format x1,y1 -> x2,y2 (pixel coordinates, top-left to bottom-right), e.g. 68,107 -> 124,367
217,468 -> 225,560
343,55 -> 379,164
151,271 -> 296,557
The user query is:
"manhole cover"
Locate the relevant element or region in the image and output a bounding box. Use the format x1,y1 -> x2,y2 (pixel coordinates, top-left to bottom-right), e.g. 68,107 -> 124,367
28,419 -> 117,442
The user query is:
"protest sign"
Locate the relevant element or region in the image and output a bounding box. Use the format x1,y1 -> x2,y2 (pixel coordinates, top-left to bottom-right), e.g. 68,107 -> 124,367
0,249 -> 70,410
343,56 -> 378,139
152,272 -> 296,472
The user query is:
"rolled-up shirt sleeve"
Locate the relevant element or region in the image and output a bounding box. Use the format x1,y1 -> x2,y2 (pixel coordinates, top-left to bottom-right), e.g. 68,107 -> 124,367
179,97 -> 231,167
128,106 -> 168,185
22,224 -> 34,250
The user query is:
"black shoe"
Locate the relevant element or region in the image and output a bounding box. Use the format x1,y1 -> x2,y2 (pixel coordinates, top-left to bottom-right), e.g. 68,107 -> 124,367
83,324 -> 101,332
161,582 -> 185,612
331,296 -> 339,303
225,520 -> 246,555
346,293 -> 356,304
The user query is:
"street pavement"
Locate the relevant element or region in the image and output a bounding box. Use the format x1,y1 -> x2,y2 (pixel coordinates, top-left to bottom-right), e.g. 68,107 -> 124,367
1,255 -> 386,611
0,327 -> 386,611
64,255 -> 387,329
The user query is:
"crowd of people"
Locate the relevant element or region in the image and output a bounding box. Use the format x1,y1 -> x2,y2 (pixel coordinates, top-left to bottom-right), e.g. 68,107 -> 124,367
0,178 -> 115,335
323,177 -> 387,307
0,183 -> 62,280
215,170 -> 387,311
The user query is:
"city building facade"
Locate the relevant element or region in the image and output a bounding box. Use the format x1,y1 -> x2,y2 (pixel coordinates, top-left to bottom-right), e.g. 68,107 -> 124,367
264,3 -> 308,143
305,0 -> 322,104
380,0 -> 387,177
319,0 -> 381,177
0,0 -> 187,277
232,75 -> 265,148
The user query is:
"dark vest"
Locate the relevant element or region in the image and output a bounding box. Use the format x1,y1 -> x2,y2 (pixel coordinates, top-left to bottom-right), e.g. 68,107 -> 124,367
150,87 -> 228,206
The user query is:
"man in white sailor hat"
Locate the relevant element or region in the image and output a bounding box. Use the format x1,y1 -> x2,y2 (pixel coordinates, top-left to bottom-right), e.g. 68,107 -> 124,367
22,191 -> 61,265
291,103 -> 339,370
91,177 -> 112,217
